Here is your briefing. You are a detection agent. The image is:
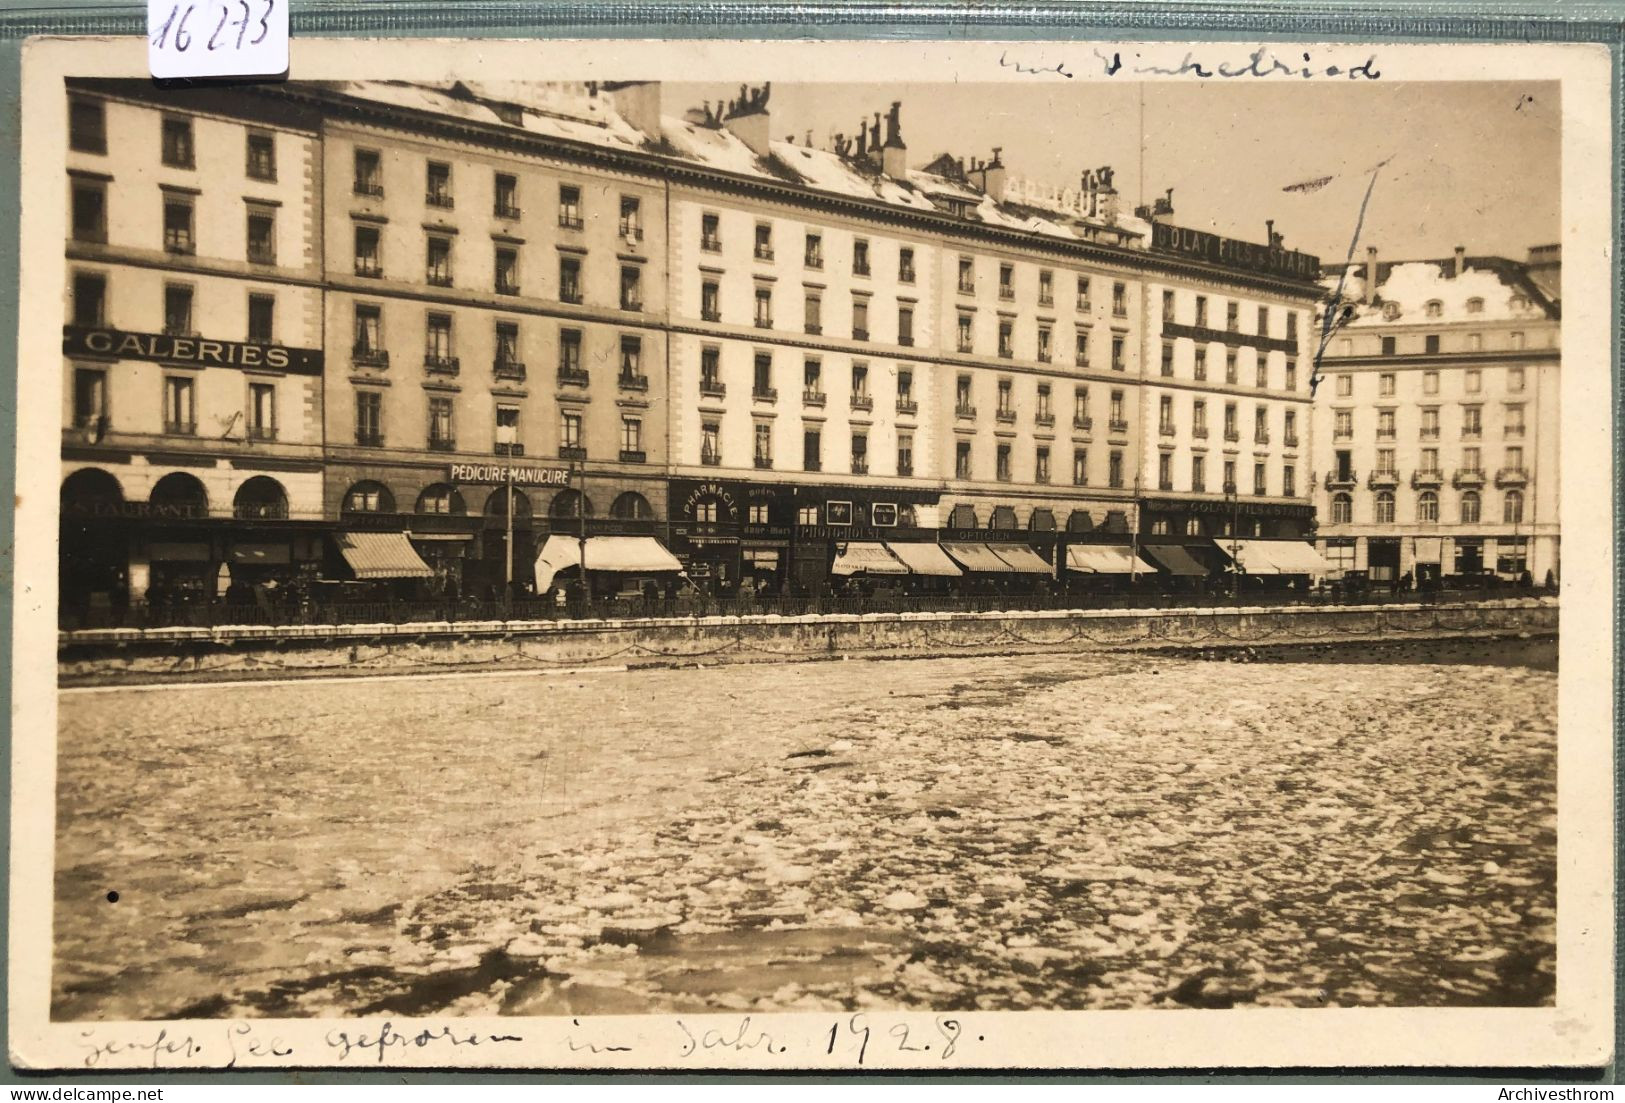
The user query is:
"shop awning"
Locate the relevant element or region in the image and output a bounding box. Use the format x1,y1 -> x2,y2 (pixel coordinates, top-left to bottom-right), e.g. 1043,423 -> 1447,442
149,541 -> 211,562
1064,545 -> 1149,575
1141,544 -> 1211,577
534,535 -> 683,591
989,544 -> 1053,574
1224,539 -> 1282,575
336,531 -> 434,580
830,541 -> 908,576
1254,540 -> 1330,575
407,531 -> 475,542
883,542 -> 963,577
941,542 -> 1016,573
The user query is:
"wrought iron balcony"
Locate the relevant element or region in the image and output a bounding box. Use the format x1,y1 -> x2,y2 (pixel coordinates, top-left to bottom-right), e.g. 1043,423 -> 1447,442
428,438 -> 456,452
494,203 -> 521,219
752,386 -> 778,403
1073,415 -> 1093,432
851,394 -> 873,412
620,449 -> 647,464
426,191 -> 454,209
1494,467 -> 1529,487
1109,418 -> 1130,434
494,360 -> 526,382
1410,469 -> 1444,489
618,372 -> 649,392
996,408 -> 1017,423
559,445 -> 587,461
803,389 -> 826,407
955,403 -> 977,419
557,366 -> 590,387
1035,412 -> 1055,428
1367,469 -> 1401,489
896,399 -> 918,416
1452,468 -> 1486,488
424,355 -> 460,376
1324,469 -> 1359,489
700,381 -> 726,399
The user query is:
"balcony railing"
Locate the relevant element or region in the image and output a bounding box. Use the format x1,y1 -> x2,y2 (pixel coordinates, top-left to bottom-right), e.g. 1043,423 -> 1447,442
1038,294 -> 1054,308
896,399 -> 918,416
496,280 -> 521,296
620,449 -> 647,464
1108,419 -> 1129,434
898,463 -> 914,477
1074,415 -> 1093,431
700,381 -> 726,399
958,281 -> 975,295
1284,434 -> 1300,448
955,403 -> 977,419
1367,469 -> 1400,489
754,456 -> 773,470
1324,469 -> 1358,489
354,180 -> 384,197
1159,423 -> 1176,437
900,268 -> 916,284
998,286 -> 1014,301
1035,413 -> 1055,428
1193,426 -> 1209,439
494,203 -> 521,220
700,450 -> 720,467
559,445 -> 587,461
958,341 -> 974,354
898,334 -> 913,347
618,373 -> 649,392
1254,432 -> 1271,445
353,347 -> 389,369
494,360 -> 526,382
426,191 -> 454,209
1224,429 -> 1241,443
494,442 -> 524,457
853,263 -> 871,277
702,309 -> 722,323
852,327 -> 869,342
356,432 -> 384,448
805,252 -> 823,269
164,420 -> 197,436
1494,467 -> 1529,486
247,425 -> 277,442
701,235 -> 721,252
426,272 -> 453,288
996,408 -> 1017,423
752,387 -> 778,403
851,460 -> 869,475
557,366 -> 590,387
754,244 -> 774,261
247,247 -> 276,266
803,390 -> 826,407
754,316 -> 773,330
805,323 -> 822,335
851,395 -> 873,412
424,355 -> 460,376
622,297 -> 644,313
354,260 -> 383,279
1462,427 -> 1483,440
620,225 -> 645,243
1411,469 -> 1444,489
1452,468 -> 1486,488
998,347 -> 1013,359
560,288 -> 583,305
428,438 -> 456,452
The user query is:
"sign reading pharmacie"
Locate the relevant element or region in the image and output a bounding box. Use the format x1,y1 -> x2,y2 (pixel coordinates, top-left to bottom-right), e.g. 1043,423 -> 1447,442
447,462 -> 572,487
64,326 -> 323,375
1150,223 -> 1320,282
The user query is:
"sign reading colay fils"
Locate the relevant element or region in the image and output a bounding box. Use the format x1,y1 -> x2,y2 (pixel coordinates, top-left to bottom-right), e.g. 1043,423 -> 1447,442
447,462 -> 571,487
1150,223 -> 1321,282
63,326 -> 323,375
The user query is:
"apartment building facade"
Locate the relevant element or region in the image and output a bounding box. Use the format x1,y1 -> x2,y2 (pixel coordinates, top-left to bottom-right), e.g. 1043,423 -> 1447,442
1312,246 -> 1561,584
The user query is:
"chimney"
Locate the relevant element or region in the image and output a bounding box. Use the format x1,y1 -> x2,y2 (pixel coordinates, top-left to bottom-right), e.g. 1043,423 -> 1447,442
721,82 -> 773,157
603,81 -> 663,144
880,101 -> 908,178
970,147 -> 1008,201
1364,245 -> 1379,304
1453,244 -> 1466,277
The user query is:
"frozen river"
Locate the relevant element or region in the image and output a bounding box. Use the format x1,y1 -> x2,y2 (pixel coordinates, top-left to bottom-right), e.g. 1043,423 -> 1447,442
53,640 -> 1557,1019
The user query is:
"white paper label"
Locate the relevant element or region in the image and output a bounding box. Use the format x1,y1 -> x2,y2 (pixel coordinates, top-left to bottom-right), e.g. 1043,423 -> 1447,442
148,0 -> 288,80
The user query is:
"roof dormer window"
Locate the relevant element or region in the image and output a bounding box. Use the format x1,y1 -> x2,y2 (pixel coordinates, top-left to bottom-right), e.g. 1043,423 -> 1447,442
1466,297 -> 1485,314
1381,302 -> 1402,322
1424,299 -> 1443,318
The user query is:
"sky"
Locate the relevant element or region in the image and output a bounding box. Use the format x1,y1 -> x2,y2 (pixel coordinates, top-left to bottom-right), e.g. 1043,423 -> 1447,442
665,81 -> 1560,266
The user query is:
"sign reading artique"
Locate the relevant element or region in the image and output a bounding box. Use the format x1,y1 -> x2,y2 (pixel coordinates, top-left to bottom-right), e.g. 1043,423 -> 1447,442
448,462 -> 571,487
63,326 -> 323,375
1150,223 -> 1320,281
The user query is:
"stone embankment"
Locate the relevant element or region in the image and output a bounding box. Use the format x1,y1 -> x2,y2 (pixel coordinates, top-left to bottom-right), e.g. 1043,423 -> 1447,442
58,598 -> 1557,685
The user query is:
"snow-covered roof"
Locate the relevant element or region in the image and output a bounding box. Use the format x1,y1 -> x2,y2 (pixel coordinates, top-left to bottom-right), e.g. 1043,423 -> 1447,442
1321,259 -> 1556,326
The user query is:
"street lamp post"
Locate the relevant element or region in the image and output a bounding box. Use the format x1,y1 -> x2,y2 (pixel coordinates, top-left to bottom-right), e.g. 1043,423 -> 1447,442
574,457 -> 589,614
1224,480 -> 1239,603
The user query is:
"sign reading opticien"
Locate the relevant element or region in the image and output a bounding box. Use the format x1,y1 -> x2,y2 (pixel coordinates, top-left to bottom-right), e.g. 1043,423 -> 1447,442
447,463 -> 572,487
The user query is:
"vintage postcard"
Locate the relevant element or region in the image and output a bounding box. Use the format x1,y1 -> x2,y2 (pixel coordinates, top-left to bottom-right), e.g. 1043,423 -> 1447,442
9,35 -> 1615,1071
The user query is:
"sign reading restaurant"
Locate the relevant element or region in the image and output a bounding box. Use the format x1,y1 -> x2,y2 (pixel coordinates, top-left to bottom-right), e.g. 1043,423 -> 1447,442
1150,223 -> 1321,282
447,462 -> 572,487
64,326 -> 323,375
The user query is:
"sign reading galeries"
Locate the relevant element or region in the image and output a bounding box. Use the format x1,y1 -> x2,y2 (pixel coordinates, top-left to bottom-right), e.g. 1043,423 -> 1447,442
447,462 -> 571,487
64,326 -> 323,375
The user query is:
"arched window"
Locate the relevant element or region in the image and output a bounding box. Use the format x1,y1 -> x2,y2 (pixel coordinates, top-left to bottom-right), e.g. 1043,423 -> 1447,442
1509,294 -> 1529,311
1381,302 -> 1401,321
609,491 -> 653,520
1374,490 -> 1395,524
415,484 -> 466,515
1466,297 -> 1485,314
1330,491 -> 1353,524
1417,490 -> 1439,523
484,487 -> 532,518
1503,489 -> 1524,524
342,480 -> 394,513
1028,508 -> 1056,532
60,468 -> 124,515
149,472 -> 209,515
549,488 -> 594,519
233,476 -> 288,520
989,505 -> 1017,531
1424,299 -> 1443,318
1066,509 -> 1093,534
949,504 -> 978,529
1460,490 -> 1481,524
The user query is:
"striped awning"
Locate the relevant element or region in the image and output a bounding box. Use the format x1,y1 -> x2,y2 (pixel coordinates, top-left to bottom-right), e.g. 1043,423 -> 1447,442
883,542 -> 963,577
989,544 -> 1053,574
1064,545 -> 1148,575
831,541 -> 908,576
534,535 -> 683,592
941,542 -> 1016,573
337,531 -> 434,580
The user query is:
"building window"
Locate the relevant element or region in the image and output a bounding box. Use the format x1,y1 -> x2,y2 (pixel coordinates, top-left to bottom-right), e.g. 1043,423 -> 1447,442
1157,452 -> 1173,491
1076,275 -> 1091,309
1333,409 -> 1352,439
700,347 -> 722,393
1074,330 -> 1089,367
956,374 -> 973,412
700,279 -> 721,322
1224,301 -> 1238,332
958,256 -> 974,293
804,231 -> 822,268
957,314 -> 973,353
899,306 -> 915,346
1462,405 -> 1483,438
1330,491 -> 1353,524
494,173 -> 520,218
1420,448 -> 1440,474
1381,335 -> 1397,355
494,246 -> 520,295
1192,398 -> 1207,435
72,367 -> 106,431
494,321 -> 521,371
1503,489 -> 1525,524
1287,312 -> 1299,340
162,283 -> 193,335
1224,459 -> 1237,492
1460,491 -> 1481,524
851,432 -> 869,474
558,328 -> 582,376
754,286 -> 773,328
1424,334 -> 1441,355
354,391 -> 383,446
1374,490 -> 1395,523
1282,464 -> 1295,497
1109,389 -> 1125,426
1419,407 -> 1439,439
1377,409 -> 1396,439
995,443 -> 1012,482
1108,450 -> 1123,488
996,378 -> 1013,417
897,369 -> 914,407
700,213 -> 721,252
996,264 -> 1014,300
1510,331 -> 1525,350
246,131 -> 276,181
1160,342 -> 1174,377
852,362 -> 869,402
803,428 -> 821,472
852,297 -> 869,340
427,395 -> 454,450
558,184 -> 582,229
899,247 -> 916,283
160,117 -> 194,168
71,180 -> 107,243
803,356 -> 823,398
559,411 -> 583,454
1072,448 -> 1088,486
1189,454 -> 1206,493
69,98 -> 106,154
426,162 -> 453,208
852,239 -> 870,277
1194,295 -> 1208,328
752,221 -> 773,261
955,440 -> 972,479
997,320 -> 1013,358
1508,367 -> 1526,392
1158,394 -> 1174,435
353,303 -> 382,359
1224,348 -> 1237,385
898,433 -> 914,476
559,256 -> 582,304
1284,360 -> 1296,390
354,225 -> 381,276
1465,368 -> 1482,393
1257,305 -> 1269,333
1229,403 -> 1245,441
1112,282 -> 1127,316
490,404 -> 520,456
1464,446 -> 1482,474
1505,404 -> 1526,437
753,353 -> 774,398
72,272 -> 106,327
1194,347 -> 1207,381
162,195 -> 195,254
620,266 -> 643,311
754,422 -> 773,468
425,313 -> 454,368
1417,490 -> 1439,523
161,374 -> 195,434
1425,299 -> 1443,319
1283,408 -> 1297,446
1256,358 -> 1269,389
1035,446 -> 1051,484
1336,373 -> 1353,398
247,293 -> 275,343
1254,406 -> 1269,443
802,290 -> 823,334
618,195 -> 643,242
1110,335 -> 1124,372
701,421 -> 720,464
1467,332 -> 1483,352
240,208 -> 275,265
352,148 -> 383,196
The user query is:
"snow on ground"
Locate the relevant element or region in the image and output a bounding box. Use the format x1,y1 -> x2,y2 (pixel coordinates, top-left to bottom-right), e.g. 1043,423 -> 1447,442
52,647 -> 1555,1019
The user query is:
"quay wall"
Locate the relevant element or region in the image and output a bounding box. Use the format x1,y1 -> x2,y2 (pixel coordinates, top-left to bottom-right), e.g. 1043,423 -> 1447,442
57,598 -> 1559,685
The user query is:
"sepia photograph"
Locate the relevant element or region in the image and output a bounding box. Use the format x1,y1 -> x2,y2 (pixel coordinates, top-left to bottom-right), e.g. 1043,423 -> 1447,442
9,36 -> 1614,1071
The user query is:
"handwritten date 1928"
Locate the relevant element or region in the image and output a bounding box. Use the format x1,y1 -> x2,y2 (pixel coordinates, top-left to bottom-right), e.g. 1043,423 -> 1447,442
826,1014 -> 965,1063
